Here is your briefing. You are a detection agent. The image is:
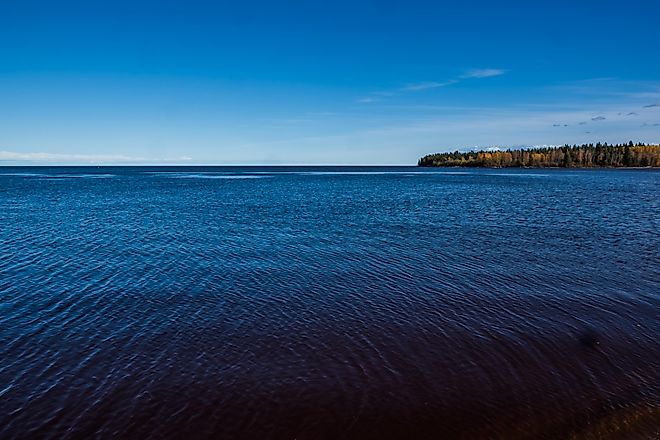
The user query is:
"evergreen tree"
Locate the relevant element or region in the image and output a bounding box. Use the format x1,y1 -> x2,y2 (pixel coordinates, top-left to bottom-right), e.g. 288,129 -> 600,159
417,143 -> 660,168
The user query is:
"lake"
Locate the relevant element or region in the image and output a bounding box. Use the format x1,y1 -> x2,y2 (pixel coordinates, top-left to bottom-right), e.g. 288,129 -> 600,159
0,167 -> 658,439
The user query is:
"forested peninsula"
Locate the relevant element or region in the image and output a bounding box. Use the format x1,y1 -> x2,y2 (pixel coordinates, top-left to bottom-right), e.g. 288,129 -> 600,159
418,142 -> 660,168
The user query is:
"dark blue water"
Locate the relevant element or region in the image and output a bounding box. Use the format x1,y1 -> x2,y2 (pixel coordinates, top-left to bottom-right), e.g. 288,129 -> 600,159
1,167 -> 658,439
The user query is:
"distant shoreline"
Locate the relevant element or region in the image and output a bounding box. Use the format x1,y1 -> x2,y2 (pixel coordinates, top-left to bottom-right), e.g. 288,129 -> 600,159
418,165 -> 659,169
418,143 -> 660,168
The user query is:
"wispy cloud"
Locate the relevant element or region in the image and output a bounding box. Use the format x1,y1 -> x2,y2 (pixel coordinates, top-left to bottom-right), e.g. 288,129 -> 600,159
0,151 -> 193,164
400,80 -> 457,92
358,80 -> 456,102
460,68 -> 507,79
357,68 -> 507,103
371,91 -> 397,97
591,116 -> 606,121
643,103 -> 660,108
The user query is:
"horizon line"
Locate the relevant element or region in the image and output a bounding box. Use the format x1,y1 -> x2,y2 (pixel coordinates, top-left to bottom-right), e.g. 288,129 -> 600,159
0,163 -> 418,167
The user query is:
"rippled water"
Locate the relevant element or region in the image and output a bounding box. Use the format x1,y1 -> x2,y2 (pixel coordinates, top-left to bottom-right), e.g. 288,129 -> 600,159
1,166 -> 658,439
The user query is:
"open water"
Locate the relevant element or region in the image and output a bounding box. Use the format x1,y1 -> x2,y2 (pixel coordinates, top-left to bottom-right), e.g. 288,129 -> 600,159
0,167 -> 658,439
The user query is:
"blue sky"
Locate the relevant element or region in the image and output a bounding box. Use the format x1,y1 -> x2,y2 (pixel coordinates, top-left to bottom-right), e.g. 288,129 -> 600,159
1,0 -> 659,164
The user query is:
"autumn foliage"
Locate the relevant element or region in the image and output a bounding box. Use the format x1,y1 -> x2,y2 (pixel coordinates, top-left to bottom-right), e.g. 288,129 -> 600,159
418,142 -> 660,168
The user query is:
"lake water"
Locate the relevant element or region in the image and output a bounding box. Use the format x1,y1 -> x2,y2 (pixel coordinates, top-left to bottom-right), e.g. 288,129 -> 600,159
0,167 -> 658,439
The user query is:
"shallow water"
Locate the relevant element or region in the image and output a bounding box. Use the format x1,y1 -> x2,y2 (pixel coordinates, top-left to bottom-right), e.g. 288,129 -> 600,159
0,166 -> 658,439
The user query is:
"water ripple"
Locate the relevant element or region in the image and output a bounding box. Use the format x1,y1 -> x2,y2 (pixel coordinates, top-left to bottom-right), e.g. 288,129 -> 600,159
0,166 -> 658,439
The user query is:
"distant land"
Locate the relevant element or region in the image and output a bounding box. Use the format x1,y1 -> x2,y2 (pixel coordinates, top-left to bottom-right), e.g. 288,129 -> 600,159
418,142 -> 660,168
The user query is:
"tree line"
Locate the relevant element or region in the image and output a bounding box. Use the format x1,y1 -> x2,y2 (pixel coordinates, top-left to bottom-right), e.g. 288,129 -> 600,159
418,142 -> 660,168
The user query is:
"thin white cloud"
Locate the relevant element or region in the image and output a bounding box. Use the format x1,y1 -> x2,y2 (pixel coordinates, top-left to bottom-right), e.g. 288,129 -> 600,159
461,68 -> 507,79
356,79 -> 456,103
0,150 -> 193,164
357,69 -> 507,102
400,80 -> 457,91
371,91 -> 397,97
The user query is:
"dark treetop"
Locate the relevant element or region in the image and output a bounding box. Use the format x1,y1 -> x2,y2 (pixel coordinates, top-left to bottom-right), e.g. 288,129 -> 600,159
418,142 -> 660,168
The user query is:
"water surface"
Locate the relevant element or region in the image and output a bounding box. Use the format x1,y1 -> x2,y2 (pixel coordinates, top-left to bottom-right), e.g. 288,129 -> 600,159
1,166 -> 658,439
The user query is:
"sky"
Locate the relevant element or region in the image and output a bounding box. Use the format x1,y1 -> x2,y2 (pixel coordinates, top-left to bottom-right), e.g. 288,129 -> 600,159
1,0 -> 659,165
